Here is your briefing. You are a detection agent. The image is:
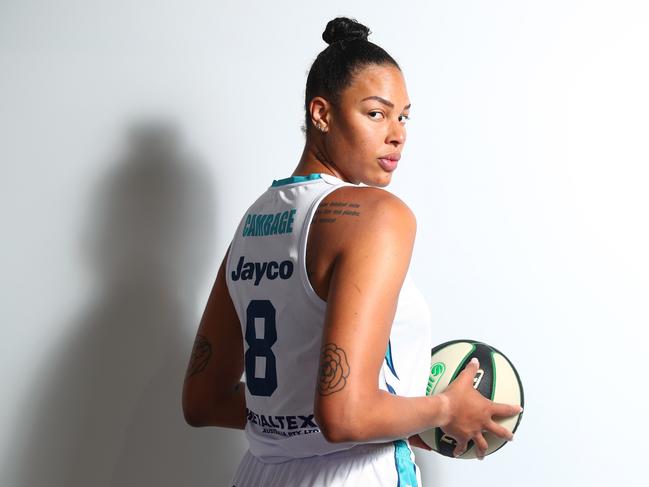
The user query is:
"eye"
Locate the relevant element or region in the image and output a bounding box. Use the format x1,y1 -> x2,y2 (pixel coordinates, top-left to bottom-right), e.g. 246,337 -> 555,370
399,114 -> 410,124
368,111 -> 385,120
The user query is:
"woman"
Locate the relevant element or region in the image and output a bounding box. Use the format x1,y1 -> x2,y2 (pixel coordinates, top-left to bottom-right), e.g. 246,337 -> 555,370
182,17 -> 521,486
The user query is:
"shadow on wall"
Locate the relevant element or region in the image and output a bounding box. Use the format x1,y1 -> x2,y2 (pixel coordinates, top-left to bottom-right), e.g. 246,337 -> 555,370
7,120 -> 246,486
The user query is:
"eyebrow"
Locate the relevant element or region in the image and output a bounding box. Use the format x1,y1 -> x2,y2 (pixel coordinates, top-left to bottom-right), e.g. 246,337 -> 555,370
361,96 -> 411,110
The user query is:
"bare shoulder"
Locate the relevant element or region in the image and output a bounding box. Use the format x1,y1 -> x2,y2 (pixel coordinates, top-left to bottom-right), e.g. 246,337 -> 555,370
306,186 -> 416,300
314,185 -> 416,233
308,185 -> 416,264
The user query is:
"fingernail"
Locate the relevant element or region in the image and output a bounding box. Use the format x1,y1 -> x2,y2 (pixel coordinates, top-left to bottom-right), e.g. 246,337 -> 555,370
519,407 -> 524,413
470,358 -> 479,365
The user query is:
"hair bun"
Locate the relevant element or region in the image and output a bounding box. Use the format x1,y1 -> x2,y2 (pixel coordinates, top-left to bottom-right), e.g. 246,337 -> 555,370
322,17 -> 370,45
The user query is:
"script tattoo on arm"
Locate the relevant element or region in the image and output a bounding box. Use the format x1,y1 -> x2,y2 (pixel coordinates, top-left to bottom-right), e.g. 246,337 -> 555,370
185,334 -> 212,380
314,201 -> 361,224
317,343 -> 351,395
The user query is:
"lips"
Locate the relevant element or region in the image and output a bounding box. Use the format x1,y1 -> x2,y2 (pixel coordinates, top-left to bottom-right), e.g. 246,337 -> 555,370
378,152 -> 401,172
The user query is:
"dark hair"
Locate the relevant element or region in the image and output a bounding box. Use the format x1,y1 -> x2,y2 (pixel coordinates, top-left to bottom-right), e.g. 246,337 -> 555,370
304,17 -> 400,133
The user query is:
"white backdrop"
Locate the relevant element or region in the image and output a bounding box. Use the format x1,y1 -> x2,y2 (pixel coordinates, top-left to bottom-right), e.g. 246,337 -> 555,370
1,1 -> 647,485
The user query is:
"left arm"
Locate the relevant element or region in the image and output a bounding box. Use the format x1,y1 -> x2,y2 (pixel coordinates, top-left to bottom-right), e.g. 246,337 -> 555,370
182,248 -> 246,429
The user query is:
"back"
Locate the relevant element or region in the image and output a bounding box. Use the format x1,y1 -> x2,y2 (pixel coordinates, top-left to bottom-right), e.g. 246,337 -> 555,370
226,173 -> 358,462
226,172 -> 431,463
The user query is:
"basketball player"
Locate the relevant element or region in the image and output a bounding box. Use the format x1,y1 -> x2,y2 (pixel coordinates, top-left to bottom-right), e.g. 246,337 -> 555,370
182,17 -> 522,486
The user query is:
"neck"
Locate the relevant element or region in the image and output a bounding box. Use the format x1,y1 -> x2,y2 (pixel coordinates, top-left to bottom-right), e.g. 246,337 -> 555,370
293,140 -> 351,182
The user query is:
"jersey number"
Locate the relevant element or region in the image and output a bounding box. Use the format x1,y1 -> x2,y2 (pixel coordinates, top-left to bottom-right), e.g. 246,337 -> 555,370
245,300 -> 277,396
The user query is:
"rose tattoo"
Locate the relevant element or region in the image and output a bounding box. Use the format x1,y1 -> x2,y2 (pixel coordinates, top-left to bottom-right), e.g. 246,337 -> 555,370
318,343 -> 350,395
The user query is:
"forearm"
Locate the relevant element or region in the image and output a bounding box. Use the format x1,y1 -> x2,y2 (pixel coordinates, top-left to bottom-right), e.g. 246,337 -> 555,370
183,381 -> 247,429
322,390 -> 449,443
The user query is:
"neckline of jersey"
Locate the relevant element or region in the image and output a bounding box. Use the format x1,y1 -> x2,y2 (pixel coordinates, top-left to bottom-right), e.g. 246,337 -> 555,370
270,173 -> 325,187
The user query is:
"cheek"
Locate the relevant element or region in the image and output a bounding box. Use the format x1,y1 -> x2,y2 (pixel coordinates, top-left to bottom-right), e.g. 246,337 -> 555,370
345,119 -> 379,150
330,114 -> 383,165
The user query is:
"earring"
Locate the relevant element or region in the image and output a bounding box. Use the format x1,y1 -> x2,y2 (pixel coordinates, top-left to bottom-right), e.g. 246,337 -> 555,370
315,123 -> 326,133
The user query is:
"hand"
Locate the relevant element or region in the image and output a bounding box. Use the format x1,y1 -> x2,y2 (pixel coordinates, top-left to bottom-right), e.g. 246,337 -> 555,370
438,357 -> 522,459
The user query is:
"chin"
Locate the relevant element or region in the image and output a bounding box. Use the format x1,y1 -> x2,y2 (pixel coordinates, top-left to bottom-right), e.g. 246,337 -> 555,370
355,169 -> 393,187
370,171 -> 393,188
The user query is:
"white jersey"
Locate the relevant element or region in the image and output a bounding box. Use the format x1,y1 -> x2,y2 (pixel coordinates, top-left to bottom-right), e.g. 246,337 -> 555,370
225,173 -> 431,468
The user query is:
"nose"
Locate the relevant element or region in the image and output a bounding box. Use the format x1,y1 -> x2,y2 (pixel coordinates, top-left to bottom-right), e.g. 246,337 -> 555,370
387,119 -> 406,147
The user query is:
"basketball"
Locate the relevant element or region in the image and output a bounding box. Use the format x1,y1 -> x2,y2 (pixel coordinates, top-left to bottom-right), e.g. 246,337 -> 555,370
418,339 -> 524,459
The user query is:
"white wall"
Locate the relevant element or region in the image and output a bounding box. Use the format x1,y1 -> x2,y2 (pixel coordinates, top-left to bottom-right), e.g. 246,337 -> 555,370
1,1 -> 646,485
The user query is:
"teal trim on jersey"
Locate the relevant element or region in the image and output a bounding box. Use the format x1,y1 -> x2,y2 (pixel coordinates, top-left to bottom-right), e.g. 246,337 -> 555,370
393,440 -> 418,487
386,362 -> 417,486
385,340 -> 399,379
271,173 -> 322,187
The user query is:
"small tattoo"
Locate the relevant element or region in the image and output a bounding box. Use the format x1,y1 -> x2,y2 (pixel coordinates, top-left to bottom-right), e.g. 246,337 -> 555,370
185,334 -> 212,379
318,343 -> 350,395
314,201 -> 361,224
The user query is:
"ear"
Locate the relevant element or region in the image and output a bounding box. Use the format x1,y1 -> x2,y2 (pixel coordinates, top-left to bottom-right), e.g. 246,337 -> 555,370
308,96 -> 332,133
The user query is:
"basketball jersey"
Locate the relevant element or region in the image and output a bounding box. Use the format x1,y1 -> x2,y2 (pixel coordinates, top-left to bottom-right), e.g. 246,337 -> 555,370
225,172 -> 432,464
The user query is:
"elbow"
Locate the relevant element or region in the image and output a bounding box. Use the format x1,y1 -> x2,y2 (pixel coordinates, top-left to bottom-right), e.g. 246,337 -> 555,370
315,403 -> 365,443
182,389 -> 207,428
319,422 -> 356,443
183,408 -> 204,428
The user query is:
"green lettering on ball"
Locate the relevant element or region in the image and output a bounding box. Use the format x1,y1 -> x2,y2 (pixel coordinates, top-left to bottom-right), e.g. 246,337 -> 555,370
426,362 -> 446,395
431,362 -> 445,376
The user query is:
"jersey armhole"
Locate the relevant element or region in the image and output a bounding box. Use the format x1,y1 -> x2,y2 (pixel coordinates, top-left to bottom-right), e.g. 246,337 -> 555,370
224,221 -> 244,300
224,240 -> 234,297
297,183 -> 354,311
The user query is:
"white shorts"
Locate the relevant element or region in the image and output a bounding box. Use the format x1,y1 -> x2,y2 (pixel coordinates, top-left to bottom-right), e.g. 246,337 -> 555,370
231,440 -> 421,487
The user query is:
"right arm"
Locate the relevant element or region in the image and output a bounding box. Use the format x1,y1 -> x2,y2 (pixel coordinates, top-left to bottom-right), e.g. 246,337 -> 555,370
312,188 -> 520,457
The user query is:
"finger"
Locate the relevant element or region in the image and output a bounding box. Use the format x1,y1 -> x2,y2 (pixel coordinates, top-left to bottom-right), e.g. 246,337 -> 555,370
491,402 -> 523,419
486,420 -> 514,441
474,433 -> 488,460
453,440 -> 468,458
458,357 -> 480,384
